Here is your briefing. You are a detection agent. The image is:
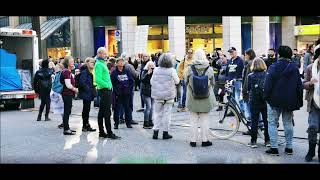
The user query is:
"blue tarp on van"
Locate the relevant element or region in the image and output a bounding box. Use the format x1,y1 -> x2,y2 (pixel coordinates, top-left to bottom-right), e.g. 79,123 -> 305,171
0,49 -> 23,91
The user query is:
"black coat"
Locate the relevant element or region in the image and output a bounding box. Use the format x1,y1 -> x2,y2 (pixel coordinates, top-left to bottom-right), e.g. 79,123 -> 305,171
78,67 -> 96,101
34,68 -> 53,95
141,69 -> 152,97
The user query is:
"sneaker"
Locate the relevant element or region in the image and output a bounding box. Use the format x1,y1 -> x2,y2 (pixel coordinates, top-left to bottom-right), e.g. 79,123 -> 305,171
106,133 -> 121,139
201,141 -> 213,147
58,124 -> 64,129
265,148 -> 279,156
181,108 -> 188,112
190,142 -> 196,147
70,129 -> 76,132
63,130 -> 75,135
126,124 -> 133,128
285,148 -> 293,155
114,124 -> 119,129
265,141 -> 271,147
216,106 -> 223,111
247,142 -> 258,148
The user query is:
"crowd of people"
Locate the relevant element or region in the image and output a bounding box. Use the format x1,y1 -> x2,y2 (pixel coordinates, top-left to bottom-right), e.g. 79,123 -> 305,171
33,38 -> 320,162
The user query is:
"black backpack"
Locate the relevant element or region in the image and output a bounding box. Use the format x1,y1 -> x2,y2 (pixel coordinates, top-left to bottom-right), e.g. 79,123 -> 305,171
190,65 -> 210,99
251,73 -> 265,104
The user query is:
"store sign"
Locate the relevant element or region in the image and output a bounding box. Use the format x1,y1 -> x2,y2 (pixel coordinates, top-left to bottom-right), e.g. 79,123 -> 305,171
185,25 -> 213,34
294,25 -> 320,36
115,30 -> 121,41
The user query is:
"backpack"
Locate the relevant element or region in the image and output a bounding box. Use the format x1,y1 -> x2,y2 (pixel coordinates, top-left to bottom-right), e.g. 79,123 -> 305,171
251,73 -> 265,104
52,71 -> 63,94
190,65 -> 210,99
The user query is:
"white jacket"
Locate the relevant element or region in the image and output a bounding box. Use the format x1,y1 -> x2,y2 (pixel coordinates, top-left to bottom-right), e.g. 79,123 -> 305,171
150,67 -> 180,100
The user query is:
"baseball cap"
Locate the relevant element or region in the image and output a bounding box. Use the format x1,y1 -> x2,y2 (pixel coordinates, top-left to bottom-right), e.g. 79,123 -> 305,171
228,47 -> 237,53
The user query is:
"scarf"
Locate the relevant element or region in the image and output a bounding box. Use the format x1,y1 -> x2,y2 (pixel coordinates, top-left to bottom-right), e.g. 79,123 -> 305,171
312,59 -> 320,108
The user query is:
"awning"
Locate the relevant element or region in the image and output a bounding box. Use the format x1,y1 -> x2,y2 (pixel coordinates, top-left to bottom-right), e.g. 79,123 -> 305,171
15,17 -> 70,40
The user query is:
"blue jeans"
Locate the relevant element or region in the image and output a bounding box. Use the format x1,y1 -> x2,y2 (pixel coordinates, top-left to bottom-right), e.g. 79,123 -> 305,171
307,103 -> 320,144
142,95 -> 154,122
181,80 -> 187,108
114,94 -> 132,125
176,83 -> 182,108
233,80 -> 241,108
139,83 -> 145,109
240,100 -> 251,122
267,103 -> 294,149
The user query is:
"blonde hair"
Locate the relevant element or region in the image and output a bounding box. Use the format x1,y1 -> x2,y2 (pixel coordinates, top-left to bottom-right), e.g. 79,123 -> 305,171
85,57 -> 95,64
250,57 -> 267,72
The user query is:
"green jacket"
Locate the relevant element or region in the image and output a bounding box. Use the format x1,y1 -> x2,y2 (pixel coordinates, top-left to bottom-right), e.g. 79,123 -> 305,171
94,58 -> 112,90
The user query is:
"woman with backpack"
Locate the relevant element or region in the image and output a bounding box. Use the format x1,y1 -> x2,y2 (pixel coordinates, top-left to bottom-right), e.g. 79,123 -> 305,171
246,58 -> 270,148
150,53 -> 180,140
34,59 -> 54,121
61,56 -> 79,135
51,63 -> 65,129
185,49 -> 216,147
78,57 -> 97,132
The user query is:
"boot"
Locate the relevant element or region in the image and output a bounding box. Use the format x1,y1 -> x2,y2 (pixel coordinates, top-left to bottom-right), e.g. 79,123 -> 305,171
37,114 -> 41,121
163,131 -> 173,139
305,142 -> 316,162
143,121 -> 151,129
45,114 -> 51,121
153,130 -> 159,139
149,120 -> 154,127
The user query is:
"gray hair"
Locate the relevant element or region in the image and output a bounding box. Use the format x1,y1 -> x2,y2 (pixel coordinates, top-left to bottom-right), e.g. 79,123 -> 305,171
97,47 -> 107,55
158,53 -> 173,68
192,49 -> 207,62
63,56 -> 74,68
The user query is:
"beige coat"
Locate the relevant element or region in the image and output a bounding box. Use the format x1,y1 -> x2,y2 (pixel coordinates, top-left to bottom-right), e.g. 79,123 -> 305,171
185,59 -> 216,113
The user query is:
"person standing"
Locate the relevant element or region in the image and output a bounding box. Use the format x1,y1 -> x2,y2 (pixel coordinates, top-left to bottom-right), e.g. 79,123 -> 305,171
141,61 -> 155,129
185,49 -> 216,147
226,47 -> 244,108
95,47 -> 120,139
34,59 -> 53,121
241,49 -> 256,135
137,53 -> 150,112
265,48 -> 277,69
303,44 -> 314,75
151,53 -> 180,140
246,58 -> 270,148
303,48 -> 320,162
60,56 -> 78,135
292,49 -> 301,69
264,46 -> 303,156
216,54 -> 228,111
51,63 -> 65,129
111,57 -> 134,129
78,57 -> 97,132
177,49 -> 193,112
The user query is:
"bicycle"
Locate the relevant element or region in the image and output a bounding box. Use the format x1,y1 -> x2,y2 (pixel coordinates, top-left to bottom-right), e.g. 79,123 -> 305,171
208,80 -> 286,146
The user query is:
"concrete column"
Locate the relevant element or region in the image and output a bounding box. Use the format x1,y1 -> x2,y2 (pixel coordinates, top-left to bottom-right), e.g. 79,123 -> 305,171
281,16 -> 296,49
252,16 -> 270,56
135,25 -> 149,54
70,16 -> 94,60
168,16 -> 185,60
117,16 -> 137,57
223,16 -> 242,56
8,16 -> 19,28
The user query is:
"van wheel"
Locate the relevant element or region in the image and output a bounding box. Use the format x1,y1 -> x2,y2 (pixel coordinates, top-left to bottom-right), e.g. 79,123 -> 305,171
4,102 -> 21,110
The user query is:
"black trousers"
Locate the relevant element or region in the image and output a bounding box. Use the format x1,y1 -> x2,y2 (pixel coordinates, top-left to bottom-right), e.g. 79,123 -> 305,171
250,104 -> 270,143
82,99 -> 91,126
114,94 -> 132,125
98,89 -> 113,134
39,92 -> 51,116
62,95 -> 73,131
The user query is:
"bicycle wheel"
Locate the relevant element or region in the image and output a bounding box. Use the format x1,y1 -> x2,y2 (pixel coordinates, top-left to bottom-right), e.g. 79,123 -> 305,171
208,105 -> 240,139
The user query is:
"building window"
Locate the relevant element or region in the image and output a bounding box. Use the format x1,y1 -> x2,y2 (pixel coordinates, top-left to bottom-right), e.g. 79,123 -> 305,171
0,16 -> 9,27
19,16 -> 32,24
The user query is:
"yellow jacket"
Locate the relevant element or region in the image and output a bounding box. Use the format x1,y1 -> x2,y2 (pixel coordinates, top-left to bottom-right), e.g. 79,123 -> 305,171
178,55 -> 193,80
